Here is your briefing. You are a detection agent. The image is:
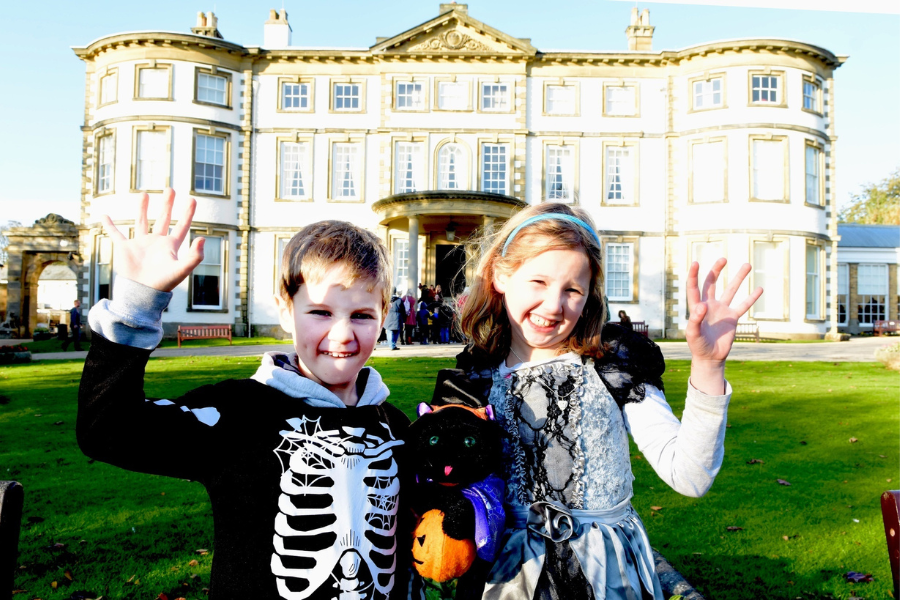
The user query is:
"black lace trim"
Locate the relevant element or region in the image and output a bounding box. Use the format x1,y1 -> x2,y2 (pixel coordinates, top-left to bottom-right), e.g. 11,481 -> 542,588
506,368 -> 581,505
593,322 -> 666,409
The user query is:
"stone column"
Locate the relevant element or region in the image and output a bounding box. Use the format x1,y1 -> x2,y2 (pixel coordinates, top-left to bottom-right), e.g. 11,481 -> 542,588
483,216 -> 495,233
890,264 -> 899,321
408,215 -> 419,293
848,263 -> 859,334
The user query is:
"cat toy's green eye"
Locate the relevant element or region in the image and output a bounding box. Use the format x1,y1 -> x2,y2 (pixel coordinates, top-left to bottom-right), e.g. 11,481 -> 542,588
429,436 -> 439,446
464,436 -> 476,447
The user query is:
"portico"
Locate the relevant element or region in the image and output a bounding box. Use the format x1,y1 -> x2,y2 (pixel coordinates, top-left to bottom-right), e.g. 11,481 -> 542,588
372,191 -> 527,295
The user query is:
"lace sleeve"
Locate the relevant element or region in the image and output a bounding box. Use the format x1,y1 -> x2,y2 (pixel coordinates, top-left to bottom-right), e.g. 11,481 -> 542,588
593,323 -> 666,409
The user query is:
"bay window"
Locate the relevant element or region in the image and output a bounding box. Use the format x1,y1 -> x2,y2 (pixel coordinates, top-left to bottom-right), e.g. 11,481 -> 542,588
690,139 -> 726,203
191,234 -> 225,310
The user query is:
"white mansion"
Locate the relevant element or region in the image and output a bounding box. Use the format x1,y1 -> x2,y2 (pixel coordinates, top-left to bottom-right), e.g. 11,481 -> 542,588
72,4 -> 847,339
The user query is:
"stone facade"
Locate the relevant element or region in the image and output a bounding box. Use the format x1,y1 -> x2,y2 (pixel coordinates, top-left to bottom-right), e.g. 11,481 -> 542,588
71,4 -> 846,340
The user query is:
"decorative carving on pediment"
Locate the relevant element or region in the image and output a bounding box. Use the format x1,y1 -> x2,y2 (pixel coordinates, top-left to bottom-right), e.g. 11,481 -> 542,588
34,214 -> 75,227
409,30 -> 490,53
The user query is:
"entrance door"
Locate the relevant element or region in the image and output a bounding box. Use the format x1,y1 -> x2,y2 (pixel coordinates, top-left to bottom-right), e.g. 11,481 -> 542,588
435,244 -> 466,298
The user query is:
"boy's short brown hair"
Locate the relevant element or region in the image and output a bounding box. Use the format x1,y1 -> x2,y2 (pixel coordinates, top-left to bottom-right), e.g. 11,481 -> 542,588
279,221 -> 392,314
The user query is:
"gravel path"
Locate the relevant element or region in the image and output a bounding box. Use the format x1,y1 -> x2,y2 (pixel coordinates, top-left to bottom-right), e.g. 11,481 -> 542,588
23,335 -> 891,362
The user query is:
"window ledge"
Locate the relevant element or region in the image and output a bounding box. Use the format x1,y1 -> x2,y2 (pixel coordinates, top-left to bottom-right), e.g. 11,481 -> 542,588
193,99 -> 233,110
191,190 -> 231,200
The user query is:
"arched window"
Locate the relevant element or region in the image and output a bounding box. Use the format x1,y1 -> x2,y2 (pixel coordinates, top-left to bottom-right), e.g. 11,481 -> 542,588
437,143 -> 467,190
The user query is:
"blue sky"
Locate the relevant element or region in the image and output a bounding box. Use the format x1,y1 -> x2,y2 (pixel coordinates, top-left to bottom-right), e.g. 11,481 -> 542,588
0,0 -> 896,226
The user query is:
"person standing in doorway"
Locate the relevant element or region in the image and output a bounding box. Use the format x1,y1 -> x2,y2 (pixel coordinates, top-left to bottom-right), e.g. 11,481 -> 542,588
62,299 -> 83,351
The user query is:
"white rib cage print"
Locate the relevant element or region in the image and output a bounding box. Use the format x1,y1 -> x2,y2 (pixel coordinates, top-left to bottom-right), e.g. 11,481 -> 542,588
272,416 -> 403,600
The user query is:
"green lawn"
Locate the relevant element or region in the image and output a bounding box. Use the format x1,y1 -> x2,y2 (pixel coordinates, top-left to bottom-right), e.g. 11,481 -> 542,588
0,357 -> 896,599
22,336 -> 292,354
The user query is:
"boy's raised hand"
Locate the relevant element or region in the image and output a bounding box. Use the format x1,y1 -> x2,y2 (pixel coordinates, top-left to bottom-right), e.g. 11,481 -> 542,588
685,259 -> 763,365
101,189 -> 205,292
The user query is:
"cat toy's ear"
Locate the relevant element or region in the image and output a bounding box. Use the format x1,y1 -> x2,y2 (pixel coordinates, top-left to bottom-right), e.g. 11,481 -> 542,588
431,369 -> 491,408
417,403 -> 434,418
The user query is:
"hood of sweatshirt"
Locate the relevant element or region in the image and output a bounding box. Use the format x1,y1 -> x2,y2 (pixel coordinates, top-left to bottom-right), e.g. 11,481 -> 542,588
251,351 -> 390,408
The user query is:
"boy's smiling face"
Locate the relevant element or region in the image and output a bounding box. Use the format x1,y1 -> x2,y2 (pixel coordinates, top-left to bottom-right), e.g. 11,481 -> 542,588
276,265 -> 384,406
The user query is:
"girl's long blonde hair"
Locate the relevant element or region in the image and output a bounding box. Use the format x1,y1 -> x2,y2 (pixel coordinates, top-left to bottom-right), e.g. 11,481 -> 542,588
460,203 -> 607,362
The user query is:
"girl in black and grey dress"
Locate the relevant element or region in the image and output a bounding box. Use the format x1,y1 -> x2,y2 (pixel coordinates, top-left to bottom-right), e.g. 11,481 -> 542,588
441,203 -> 762,600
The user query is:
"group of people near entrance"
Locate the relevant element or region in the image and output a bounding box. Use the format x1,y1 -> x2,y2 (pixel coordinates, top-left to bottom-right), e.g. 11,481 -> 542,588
76,189 -> 761,599
384,284 -> 463,349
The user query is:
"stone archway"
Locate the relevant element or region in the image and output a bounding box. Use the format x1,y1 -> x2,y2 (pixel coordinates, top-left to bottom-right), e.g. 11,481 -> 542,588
5,215 -> 81,338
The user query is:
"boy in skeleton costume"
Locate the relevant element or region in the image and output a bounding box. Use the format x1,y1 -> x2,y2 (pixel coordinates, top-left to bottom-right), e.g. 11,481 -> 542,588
77,190 -> 410,600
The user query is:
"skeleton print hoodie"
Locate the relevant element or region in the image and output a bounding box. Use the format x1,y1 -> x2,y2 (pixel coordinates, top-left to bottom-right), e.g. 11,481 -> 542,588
77,278 -> 411,600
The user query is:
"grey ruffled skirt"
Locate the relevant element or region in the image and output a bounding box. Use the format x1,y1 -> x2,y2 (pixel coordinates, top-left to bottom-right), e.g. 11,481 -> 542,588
483,498 -> 663,600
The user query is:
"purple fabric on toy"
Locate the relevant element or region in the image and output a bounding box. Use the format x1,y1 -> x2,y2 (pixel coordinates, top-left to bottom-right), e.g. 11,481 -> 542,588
461,474 -> 506,562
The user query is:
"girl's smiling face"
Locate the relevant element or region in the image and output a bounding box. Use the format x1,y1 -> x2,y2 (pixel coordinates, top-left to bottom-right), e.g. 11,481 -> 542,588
493,246 -> 591,363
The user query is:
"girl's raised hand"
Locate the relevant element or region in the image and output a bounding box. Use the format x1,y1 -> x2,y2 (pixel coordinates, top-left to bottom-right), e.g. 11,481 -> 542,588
685,259 -> 763,365
100,189 -> 205,292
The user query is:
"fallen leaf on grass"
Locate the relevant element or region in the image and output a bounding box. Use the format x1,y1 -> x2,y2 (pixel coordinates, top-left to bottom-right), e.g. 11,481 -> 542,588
777,479 -> 791,486
879,454 -> 886,458
196,548 -> 209,555
747,459 -> 764,464
52,582 -> 58,590
188,560 -> 199,567
54,421 -> 64,426
157,594 -> 169,600
64,569 -> 73,580
726,526 -> 743,531
650,506 -> 663,511
844,571 -> 873,583
849,437 -> 858,443
783,535 -> 789,541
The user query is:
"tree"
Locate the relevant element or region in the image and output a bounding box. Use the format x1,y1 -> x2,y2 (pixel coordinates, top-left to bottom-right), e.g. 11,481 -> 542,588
838,169 -> 900,224
0,221 -> 22,265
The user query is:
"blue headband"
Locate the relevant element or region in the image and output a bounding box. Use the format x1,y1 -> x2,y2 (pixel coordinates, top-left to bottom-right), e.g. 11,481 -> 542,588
501,213 -> 601,256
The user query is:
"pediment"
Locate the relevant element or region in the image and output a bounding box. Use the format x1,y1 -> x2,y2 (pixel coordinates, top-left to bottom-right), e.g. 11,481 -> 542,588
371,10 -> 536,57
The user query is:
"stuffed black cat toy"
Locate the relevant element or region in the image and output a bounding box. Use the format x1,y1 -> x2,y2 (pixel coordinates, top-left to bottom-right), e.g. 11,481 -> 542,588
407,369 -> 505,600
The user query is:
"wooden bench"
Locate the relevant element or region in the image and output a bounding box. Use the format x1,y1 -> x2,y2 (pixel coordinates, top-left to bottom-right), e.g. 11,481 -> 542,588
735,322 -> 760,342
177,324 -> 233,348
881,490 -> 900,595
616,320 -> 649,338
631,321 -> 649,338
0,481 -> 24,598
875,320 -> 900,336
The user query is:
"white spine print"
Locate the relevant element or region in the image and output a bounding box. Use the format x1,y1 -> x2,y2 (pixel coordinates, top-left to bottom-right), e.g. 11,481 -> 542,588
272,416 -> 403,600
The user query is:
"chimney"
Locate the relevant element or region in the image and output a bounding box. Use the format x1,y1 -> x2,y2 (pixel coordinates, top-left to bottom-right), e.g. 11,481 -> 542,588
625,7 -> 655,51
191,10 -> 223,39
439,2 -> 467,14
264,9 -> 292,48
